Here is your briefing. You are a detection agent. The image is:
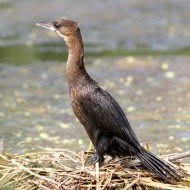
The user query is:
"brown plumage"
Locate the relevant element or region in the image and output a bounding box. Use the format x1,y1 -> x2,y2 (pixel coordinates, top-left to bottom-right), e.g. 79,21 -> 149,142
36,19 -> 183,183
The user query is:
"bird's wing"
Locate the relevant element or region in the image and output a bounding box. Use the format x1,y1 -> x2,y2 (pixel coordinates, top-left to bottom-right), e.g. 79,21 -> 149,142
80,87 -> 140,147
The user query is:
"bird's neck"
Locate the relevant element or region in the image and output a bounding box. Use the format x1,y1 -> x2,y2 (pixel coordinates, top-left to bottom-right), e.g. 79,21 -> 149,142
65,28 -> 88,86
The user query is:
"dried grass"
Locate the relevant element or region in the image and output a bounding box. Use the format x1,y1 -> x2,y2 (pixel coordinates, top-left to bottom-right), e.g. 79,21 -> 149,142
0,144 -> 190,190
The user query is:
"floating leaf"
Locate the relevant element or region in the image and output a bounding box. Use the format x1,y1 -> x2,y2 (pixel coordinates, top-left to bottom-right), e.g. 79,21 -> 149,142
161,62 -> 169,70
57,122 -> 70,129
124,76 -> 133,86
25,137 -> 33,142
168,136 -> 174,140
127,106 -> 136,113
39,133 -> 49,140
0,112 -> 5,117
156,96 -> 162,102
164,71 -> 175,78
126,56 -> 135,64
78,139 -> 83,145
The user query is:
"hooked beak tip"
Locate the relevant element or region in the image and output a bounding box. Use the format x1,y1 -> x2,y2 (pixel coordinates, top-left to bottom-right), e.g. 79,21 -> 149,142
36,22 -> 42,27
36,22 -> 56,32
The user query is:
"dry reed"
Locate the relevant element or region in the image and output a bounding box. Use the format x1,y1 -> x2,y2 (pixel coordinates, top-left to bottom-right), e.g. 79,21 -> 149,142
0,143 -> 190,190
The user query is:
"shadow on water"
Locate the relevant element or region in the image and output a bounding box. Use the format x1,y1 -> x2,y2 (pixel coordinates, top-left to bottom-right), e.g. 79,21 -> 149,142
0,2 -> 12,9
1,44 -> 190,65
0,45 -> 67,65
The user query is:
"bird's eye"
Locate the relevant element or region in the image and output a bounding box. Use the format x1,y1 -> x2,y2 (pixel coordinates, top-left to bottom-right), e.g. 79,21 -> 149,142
54,22 -> 60,29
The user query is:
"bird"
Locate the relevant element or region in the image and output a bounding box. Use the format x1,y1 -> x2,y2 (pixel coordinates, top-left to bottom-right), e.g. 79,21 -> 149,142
36,18 -> 182,183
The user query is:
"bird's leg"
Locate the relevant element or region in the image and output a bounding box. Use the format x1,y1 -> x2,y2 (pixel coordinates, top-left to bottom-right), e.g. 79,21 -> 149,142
92,153 -> 99,164
92,153 -> 104,165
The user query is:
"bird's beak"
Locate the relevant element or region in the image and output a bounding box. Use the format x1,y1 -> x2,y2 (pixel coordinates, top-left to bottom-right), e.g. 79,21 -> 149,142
36,22 -> 56,32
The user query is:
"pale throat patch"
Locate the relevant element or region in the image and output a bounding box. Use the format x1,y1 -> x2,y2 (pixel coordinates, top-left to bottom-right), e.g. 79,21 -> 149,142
56,31 -> 69,42
56,31 -> 64,37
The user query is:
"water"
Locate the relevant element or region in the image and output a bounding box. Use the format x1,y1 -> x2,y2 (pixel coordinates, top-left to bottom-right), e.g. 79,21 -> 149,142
0,57 -> 190,155
0,0 -> 190,157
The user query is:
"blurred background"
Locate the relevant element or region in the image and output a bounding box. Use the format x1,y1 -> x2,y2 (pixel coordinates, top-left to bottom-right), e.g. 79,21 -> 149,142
0,0 -> 190,155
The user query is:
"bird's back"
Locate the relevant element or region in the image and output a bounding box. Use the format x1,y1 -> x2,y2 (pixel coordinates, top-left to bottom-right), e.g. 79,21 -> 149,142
69,77 -> 141,154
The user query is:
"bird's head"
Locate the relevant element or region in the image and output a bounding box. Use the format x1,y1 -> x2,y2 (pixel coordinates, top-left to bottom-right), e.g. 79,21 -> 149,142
36,19 -> 80,39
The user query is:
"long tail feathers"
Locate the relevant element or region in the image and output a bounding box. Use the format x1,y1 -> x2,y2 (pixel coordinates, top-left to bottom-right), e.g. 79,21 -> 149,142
114,137 -> 183,183
137,147 -> 183,183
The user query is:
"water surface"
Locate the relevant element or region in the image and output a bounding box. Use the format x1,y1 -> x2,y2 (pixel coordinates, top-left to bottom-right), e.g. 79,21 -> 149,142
0,56 -> 190,155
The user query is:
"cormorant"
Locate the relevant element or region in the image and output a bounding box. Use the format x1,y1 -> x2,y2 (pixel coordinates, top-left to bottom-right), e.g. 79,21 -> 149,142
36,19 -> 182,183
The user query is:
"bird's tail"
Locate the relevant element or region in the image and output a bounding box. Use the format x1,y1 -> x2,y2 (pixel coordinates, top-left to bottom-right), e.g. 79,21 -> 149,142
136,147 -> 182,183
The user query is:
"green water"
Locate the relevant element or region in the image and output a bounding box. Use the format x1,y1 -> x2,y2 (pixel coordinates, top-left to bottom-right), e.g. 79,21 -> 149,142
1,44 -> 190,65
